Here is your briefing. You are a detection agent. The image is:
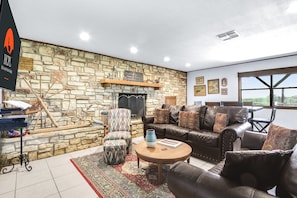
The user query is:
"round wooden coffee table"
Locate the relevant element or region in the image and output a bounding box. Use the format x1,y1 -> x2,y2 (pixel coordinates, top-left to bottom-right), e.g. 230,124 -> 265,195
134,139 -> 192,183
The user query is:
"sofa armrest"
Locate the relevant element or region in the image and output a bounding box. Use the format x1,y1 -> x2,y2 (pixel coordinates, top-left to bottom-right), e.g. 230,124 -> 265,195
168,161 -> 276,198
142,115 -> 154,124
167,161 -> 206,198
219,122 -> 252,159
241,131 -> 267,150
223,122 -> 252,140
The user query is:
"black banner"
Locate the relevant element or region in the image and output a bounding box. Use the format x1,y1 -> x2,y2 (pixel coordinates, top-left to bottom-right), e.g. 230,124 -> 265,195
0,0 -> 21,91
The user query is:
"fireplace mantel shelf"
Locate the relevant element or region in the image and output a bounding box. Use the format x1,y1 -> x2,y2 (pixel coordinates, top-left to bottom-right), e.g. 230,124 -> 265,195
100,79 -> 163,90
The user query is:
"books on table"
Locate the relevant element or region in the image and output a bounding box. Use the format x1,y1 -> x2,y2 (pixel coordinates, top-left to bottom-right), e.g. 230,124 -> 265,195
157,138 -> 182,148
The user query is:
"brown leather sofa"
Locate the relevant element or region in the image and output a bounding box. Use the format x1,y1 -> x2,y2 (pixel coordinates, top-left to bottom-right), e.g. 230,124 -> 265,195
143,105 -> 251,163
167,131 -> 297,198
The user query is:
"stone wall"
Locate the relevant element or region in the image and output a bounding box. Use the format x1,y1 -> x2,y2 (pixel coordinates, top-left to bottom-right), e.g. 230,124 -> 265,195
0,126 -> 103,169
4,39 -> 187,129
0,39 -> 187,165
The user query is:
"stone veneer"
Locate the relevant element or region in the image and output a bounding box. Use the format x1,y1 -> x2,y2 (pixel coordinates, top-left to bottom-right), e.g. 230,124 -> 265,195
0,39 -> 186,167
0,120 -> 143,168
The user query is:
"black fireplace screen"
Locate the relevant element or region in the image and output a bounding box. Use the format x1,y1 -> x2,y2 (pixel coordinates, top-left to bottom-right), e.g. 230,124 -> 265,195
118,93 -> 146,118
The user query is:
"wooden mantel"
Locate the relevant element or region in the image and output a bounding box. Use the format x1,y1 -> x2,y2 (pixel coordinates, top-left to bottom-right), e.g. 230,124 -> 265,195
100,79 -> 163,90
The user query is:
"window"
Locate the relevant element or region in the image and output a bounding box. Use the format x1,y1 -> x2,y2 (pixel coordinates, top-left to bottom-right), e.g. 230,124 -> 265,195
238,67 -> 297,108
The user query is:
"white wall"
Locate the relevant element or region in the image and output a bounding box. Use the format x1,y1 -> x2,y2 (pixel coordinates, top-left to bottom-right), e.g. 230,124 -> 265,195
187,55 -> 297,129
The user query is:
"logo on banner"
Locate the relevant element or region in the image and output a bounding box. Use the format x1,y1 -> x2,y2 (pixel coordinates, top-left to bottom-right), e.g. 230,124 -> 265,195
4,28 -> 14,55
2,28 -> 14,75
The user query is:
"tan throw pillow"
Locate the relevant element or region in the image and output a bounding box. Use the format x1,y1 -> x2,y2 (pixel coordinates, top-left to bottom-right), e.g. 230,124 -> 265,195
213,113 -> 228,133
154,108 -> 170,124
178,111 -> 199,130
178,111 -> 188,128
262,123 -> 297,150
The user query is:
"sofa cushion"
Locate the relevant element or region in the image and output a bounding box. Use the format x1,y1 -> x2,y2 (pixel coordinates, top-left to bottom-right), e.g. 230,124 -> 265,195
154,108 -> 170,124
183,104 -> 200,112
276,145 -> 297,198
203,106 -> 227,130
213,113 -> 228,133
227,107 -> 249,125
262,123 -> 297,150
178,111 -> 199,130
221,149 -> 293,191
162,104 -> 184,124
165,125 -> 190,141
145,123 -> 168,138
188,130 -> 219,147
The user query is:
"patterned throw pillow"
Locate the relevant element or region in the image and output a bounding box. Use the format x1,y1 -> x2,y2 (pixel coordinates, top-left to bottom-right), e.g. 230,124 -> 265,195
153,108 -> 170,124
262,123 -> 297,150
178,111 -> 199,130
213,113 -> 228,133
221,150 -> 293,191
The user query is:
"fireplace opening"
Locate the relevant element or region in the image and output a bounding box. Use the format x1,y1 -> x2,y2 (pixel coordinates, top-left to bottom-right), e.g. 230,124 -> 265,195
118,93 -> 147,118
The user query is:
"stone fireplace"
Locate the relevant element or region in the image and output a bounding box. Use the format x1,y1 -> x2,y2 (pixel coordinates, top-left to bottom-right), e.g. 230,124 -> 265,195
118,93 -> 147,118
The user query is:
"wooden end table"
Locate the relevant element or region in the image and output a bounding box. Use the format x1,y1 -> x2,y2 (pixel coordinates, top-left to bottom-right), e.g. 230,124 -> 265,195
134,139 -> 192,183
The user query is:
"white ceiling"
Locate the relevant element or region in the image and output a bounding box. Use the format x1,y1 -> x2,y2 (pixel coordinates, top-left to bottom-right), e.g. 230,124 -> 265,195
5,0 -> 297,72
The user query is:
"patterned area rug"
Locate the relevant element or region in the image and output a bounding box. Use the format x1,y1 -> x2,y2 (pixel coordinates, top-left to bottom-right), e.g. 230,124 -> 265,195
70,152 -> 175,198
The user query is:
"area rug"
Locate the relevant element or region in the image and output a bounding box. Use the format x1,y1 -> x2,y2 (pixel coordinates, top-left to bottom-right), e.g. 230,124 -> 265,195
70,152 -> 175,198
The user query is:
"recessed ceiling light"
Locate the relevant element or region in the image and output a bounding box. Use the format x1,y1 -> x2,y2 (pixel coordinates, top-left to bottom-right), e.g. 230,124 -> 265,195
130,46 -> 138,54
80,32 -> 90,41
164,56 -> 170,62
185,63 -> 191,67
287,1 -> 297,14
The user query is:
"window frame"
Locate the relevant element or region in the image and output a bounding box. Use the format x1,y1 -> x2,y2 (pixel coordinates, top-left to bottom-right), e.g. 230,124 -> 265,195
238,67 -> 297,109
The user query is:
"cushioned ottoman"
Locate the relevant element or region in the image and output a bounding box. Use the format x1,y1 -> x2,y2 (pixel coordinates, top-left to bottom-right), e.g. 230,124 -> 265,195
104,131 -> 132,153
103,139 -> 127,165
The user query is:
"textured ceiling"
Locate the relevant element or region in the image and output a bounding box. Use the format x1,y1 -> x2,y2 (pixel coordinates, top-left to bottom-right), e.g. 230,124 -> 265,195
5,0 -> 297,72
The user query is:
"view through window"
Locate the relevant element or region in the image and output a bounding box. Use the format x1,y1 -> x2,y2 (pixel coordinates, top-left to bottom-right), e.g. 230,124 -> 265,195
239,67 -> 297,108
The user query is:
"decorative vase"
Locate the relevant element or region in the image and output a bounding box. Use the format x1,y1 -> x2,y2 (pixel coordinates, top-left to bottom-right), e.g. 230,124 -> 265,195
145,129 -> 157,148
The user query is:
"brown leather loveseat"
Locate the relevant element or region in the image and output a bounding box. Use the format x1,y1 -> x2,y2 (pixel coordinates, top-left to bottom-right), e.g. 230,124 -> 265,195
143,104 -> 251,163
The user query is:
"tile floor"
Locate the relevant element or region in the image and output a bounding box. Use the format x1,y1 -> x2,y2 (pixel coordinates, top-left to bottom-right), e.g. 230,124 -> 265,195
0,137 -> 215,198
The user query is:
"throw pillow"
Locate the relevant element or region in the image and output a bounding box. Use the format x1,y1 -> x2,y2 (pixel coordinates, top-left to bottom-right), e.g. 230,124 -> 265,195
178,111 -> 199,130
262,123 -> 297,150
213,113 -> 228,133
178,111 -> 188,128
153,108 -> 170,124
220,150 -> 293,191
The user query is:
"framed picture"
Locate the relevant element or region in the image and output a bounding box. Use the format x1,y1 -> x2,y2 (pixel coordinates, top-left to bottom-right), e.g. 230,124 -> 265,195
195,76 -> 204,84
221,88 -> 228,95
194,85 -> 206,96
221,78 -> 227,87
208,79 -> 220,94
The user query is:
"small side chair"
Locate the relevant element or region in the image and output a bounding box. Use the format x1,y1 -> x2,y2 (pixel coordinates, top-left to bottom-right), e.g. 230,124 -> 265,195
103,108 -> 132,153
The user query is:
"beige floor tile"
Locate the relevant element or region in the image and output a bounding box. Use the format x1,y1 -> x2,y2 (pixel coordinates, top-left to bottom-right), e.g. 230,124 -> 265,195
15,179 -> 58,198
16,167 -> 52,189
0,171 -> 16,195
59,181 -> 98,198
0,190 -> 14,198
54,170 -> 86,192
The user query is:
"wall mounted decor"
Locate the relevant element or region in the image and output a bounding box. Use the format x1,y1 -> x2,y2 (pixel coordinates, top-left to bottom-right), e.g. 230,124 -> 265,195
195,76 -> 204,84
221,78 -> 227,87
208,79 -> 220,94
221,88 -> 228,95
194,85 -> 206,96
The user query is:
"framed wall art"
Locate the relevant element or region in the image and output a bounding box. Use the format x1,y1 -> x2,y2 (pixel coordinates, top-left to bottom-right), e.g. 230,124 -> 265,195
195,76 -> 204,84
208,79 -> 220,94
194,85 -> 206,96
221,88 -> 228,95
221,78 -> 227,87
